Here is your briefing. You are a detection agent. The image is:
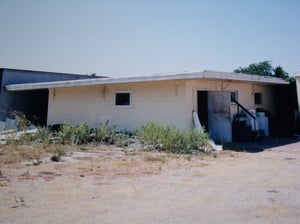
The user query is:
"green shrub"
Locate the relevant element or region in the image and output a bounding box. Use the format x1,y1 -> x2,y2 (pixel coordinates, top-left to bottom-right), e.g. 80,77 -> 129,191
57,123 -> 91,145
93,125 -> 108,142
135,122 -> 210,153
187,130 -> 210,149
50,146 -> 66,162
32,127 -> 51,144
56,122 -> 121,145
3,120 -> 211,153
10,133 -> 33,145
6,126 -> 51,145
159,126 -> 186,152
92,125 -> 117,144
135,122 -> 165,149
11,111 -> 30,132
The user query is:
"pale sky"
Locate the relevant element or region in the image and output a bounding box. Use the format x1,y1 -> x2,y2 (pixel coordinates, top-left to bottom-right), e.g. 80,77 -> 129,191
0,0 -> 299,77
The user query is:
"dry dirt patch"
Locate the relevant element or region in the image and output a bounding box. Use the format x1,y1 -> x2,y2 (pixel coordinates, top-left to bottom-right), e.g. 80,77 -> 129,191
1,143 -> 300,224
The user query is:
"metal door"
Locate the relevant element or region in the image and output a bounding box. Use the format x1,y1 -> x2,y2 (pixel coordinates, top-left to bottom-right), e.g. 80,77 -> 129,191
207,91 -> 232,143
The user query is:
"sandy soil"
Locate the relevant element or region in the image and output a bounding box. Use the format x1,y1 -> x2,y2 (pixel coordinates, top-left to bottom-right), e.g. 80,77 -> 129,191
1,141 -> 300,224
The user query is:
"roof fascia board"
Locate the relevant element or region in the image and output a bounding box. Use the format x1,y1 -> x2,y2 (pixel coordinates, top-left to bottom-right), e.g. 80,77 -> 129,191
5,72 -> 289,91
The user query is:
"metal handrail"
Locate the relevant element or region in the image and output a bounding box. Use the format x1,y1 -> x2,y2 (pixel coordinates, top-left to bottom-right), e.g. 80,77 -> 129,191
231,98 -> 256,120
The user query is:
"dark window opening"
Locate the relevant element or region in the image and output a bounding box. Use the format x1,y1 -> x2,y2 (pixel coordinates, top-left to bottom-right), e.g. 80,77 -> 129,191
254,92 -> 262,105
231,92 -> 238,102
115,92 -> 131,106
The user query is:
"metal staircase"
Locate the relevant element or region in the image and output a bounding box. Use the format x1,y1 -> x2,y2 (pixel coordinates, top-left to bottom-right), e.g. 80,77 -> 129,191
231,97 -> 264,142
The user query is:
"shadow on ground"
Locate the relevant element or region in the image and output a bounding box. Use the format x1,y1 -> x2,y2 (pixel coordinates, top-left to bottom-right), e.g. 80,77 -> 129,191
223,136 -> 300,153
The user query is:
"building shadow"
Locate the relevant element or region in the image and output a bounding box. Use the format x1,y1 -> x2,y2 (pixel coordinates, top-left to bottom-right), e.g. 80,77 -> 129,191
223,136 -> 300,153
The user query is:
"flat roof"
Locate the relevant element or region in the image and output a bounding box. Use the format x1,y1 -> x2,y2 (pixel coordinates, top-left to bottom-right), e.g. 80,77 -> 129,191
0,67 -> 107,79
5,70 -> 289,91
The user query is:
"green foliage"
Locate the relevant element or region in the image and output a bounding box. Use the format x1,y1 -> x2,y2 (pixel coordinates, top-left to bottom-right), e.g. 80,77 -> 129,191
187,130 -> 210,149
57,123 -> 91,145
274,66 -> 295,83
274,65 -> 288,78
6,126 -> 51,145
16,122 -> 126,146
50,146 -> 66,162
10,133 -> 33,145
92,125 -> 117,144
135,122 -> 165,149
4,120 -> 210,154
135,122 -> 210,153
33,127 -> 51,144
57,122 -> 121,145
93,125 -> 108,142
11,111 -> 30,132
159,126 -> 186,152
234,61 -> 273,76
234,61 -> 293,82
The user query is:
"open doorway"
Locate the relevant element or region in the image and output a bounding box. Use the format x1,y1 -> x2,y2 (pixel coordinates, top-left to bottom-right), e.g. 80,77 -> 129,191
13,89 -> 49,126
197,91 -> 208,131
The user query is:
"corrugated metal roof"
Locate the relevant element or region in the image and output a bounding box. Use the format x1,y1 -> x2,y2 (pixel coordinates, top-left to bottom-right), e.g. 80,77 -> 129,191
5,70 -> 289,91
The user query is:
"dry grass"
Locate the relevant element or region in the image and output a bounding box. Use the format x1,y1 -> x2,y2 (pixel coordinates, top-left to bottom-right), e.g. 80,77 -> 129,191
143,154 -> 168,164
0,144 -> 78,164
0,143 -> 222,178
0,145 -> 43,164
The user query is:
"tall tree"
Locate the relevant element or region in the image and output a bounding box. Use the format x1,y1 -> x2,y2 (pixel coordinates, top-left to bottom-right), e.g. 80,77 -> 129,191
274,66 -> 295,82
234,61 -> 273,76
234,61 -> 293,82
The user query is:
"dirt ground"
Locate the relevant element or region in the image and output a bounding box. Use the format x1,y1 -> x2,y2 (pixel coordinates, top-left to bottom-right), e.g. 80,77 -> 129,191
1,140 -> 300,224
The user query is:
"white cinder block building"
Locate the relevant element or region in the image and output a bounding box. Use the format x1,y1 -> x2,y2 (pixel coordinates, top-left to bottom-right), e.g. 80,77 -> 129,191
6,70 -> 289,143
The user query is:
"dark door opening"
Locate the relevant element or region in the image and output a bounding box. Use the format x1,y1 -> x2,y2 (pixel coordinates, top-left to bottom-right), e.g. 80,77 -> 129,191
197,91 -> 208,131
13,89 -> 49,126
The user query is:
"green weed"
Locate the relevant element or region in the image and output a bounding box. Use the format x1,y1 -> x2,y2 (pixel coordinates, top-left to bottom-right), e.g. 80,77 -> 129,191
11,111 -> 30,132
135,122 -> 210,153
32,127 -> 51,144
57,123 -> 91,145
50,146 -> 66,162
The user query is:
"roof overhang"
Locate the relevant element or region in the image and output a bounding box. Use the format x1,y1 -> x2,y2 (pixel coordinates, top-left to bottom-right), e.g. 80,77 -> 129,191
5,70 -> 289,91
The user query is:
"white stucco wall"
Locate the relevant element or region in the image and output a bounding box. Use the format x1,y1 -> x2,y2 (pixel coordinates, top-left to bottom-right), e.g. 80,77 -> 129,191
185,79 -> 275,139
47,80 -> 188,130
47,78 -> 275,135
186,79 -> 274,115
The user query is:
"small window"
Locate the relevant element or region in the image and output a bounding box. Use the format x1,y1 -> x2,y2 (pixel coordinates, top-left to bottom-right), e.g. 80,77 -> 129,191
254,92 -> 262,105
231,92 -> 238,103
115,92 -> 131,106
